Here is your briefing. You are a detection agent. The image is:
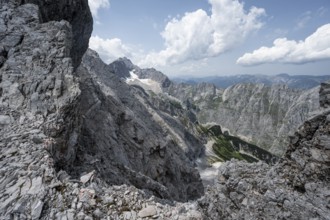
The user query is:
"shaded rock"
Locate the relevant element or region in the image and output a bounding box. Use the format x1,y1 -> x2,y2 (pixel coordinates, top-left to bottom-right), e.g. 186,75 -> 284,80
49,49 -> 204,202
23,0 -> 93,69
320,81 -> 330,108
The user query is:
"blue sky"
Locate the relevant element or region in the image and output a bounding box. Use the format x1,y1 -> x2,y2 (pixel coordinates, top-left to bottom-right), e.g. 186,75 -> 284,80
88,0 -> 330,77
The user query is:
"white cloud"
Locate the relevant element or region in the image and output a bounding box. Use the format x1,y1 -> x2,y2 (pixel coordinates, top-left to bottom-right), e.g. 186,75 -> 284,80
88,0 -> 110,18
237,24 -> 330,66
89,36 -> 134,64
139,0 -> 265,67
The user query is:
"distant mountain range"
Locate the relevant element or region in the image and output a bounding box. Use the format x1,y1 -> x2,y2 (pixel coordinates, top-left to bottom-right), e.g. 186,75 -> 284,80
108,58 -> 321,156
2,1 -> 330,219
172,73 -> 330,89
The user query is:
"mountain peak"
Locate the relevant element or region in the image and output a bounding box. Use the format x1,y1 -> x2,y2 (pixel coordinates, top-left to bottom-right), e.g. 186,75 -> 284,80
114,57 -> 136,69
108,57 -> 138,79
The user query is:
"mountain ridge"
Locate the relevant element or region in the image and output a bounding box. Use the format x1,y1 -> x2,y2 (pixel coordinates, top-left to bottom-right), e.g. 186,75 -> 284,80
109,57 -> 321,156
173,73 -> 330,89
0,1 -> 329,219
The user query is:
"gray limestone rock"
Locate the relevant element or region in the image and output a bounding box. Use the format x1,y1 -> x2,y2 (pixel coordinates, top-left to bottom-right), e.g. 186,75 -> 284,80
320,81 -> 330,108
23,0 -> 93,69
51,49 -> 204,202
197,89 -> 330,219
169,82 -> 319,156
138,206 -> 157,218
0,0 -> 329,219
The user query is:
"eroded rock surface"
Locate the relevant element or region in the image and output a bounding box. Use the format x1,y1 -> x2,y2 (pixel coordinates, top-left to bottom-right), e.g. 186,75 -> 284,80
168,82 -> 320,156
0,0 -> 204,218
0,0 -> 329,219
198,85 -> 330,219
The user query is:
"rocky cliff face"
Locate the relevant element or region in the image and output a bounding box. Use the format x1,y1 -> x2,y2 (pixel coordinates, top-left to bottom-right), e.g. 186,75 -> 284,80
169,82 -> 319,156
108,59 -> 319,156
23,0 -> 92,69
0,1 -> 205,218
1,0 -> 204,203
109,57 -> 172,93
198,82 -> 330,219
1,1 -> 329,219
72,49 -> 204,201
320,81 -> 330,108
204,83 -> 319,155
108,58 -> 280,165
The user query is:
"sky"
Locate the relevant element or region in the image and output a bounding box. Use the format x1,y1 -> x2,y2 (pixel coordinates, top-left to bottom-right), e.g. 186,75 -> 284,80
88,0 -> 330,77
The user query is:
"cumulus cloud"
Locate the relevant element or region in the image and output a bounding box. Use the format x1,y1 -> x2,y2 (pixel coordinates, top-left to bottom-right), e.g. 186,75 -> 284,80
88,0 -> 110,17
139,0 -> 265,67
89,36 -> 134,64
237,23 -> 330,66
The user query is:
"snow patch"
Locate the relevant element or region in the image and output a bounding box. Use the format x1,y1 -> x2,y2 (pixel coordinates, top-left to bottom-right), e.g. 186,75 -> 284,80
126,71 -> 162,93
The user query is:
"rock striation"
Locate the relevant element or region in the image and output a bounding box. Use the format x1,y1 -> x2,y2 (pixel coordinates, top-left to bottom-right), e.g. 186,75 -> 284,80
168,82 -> 319,156
198,84 -> 330,219
320,81 -> 330,108
69,49 -> 204,201
1,0 -> 329,219
107,58 -> 320,156
0,0 -> 204,218
23,0 -> 93,69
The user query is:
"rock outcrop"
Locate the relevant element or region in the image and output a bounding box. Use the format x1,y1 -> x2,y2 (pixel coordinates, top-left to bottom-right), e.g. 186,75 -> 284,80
0,0 -> 204,218
109,57 -> 172,93
320,81 -> 330,108
107,59 -> 320,156
68,49 -> 204,201
198,84 -> 330,219
168,82 -> 319,156
1,0 -> 329,219
23,0 -> 93,69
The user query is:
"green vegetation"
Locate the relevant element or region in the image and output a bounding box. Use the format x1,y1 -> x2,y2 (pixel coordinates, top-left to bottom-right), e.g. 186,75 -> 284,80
169,99 -> 183,109
199,125 -> 259,164
212,136 -> 252,162
198,124 -> 277,164
197,124 -> 209,135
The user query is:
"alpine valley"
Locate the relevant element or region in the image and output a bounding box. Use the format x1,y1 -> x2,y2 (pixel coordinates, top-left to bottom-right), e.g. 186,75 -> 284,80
0,0 -> 329,219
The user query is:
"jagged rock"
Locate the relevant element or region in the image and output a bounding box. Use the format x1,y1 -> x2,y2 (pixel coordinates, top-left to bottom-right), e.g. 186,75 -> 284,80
109,57 -> 321,156
197,88 -> 330,219
64,49 -> 204,202
169,82 -> 319,156
0,0 -> 329,219
320,81 -> 330,108
80,170 -> 95,184
31,199 -> 43,219
23,0 -> 93,69
0,4 -> 204,220
109,58 -> 172,89
138,206 -> 157,218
